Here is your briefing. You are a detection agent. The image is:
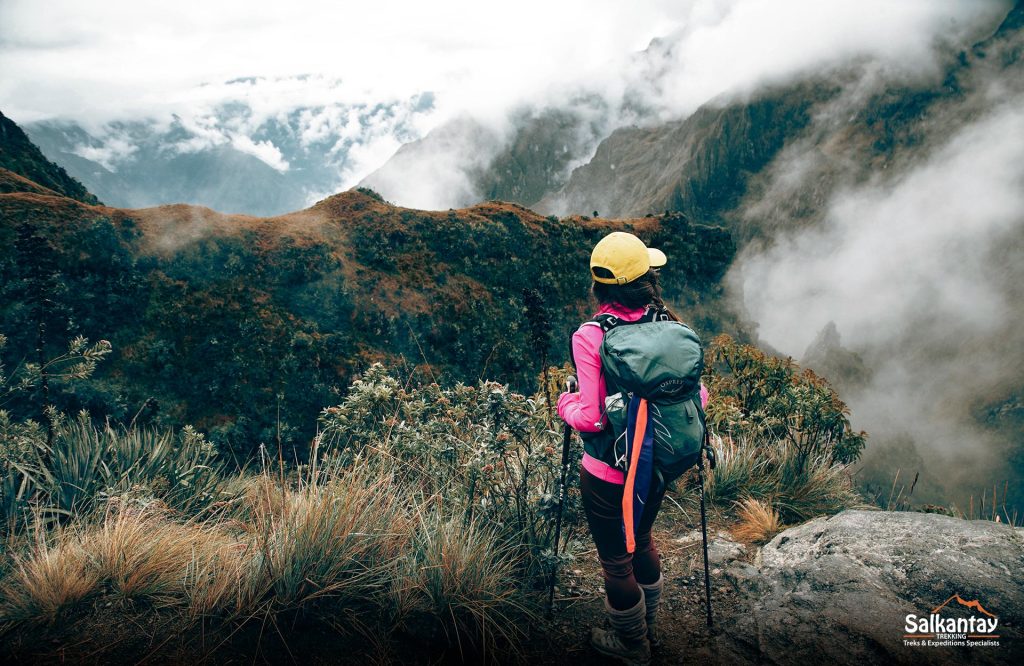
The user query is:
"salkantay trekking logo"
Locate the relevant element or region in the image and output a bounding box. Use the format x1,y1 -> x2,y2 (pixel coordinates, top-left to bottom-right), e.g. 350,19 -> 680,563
904,594 -> 1001,648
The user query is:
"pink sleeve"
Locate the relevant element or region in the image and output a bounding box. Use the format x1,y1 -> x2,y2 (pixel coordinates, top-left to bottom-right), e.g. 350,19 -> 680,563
556,324 -> 607,432
700,383 -> 709,409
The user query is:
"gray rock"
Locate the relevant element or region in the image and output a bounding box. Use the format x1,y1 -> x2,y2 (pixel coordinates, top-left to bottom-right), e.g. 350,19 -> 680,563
715,510 -> 1024,665
677,529 -> 748,566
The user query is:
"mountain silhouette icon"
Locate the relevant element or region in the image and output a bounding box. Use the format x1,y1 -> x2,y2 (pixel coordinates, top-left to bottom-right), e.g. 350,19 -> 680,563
931,594 -> 996,618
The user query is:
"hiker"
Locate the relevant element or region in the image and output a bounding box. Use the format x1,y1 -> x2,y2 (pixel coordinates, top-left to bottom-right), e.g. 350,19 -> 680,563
557,231 -> 709,665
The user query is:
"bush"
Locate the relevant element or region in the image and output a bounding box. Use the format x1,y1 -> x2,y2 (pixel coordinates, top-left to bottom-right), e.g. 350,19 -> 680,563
21,416 -> 225,519
704,334 -> 867,467
318,364 -> 582,577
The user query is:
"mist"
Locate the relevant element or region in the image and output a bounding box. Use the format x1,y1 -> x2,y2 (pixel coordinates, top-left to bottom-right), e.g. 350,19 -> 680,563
357,0 -> 1010,209
731,95 -> 1024,512
2,1 -> 1010,212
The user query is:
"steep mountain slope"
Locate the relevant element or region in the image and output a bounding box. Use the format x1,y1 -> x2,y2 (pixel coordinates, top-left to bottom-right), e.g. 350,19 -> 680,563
25,122 -> 294,215
359,103 -> 610,210
477,106 -> 608,206
0,111 -> 99,205
543,4 -> 1023,232
538,85 -> 821,220
726,4 -> 1024,513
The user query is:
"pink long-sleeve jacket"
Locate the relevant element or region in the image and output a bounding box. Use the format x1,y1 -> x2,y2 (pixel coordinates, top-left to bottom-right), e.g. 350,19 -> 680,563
557,303 -> 709,484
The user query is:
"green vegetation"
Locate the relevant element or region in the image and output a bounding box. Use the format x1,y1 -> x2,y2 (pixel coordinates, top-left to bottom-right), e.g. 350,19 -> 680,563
0,135 -> 873,659
704,334 -> 867,467
701,334 -> 867,526
318,364 -> 582,575
0,192 -> 735,464
0,330 -> 870,661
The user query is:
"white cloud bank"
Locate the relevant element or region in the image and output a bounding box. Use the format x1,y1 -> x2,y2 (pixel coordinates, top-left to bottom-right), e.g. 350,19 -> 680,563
732,98 -> 1024,502
0,1 -> 1010,138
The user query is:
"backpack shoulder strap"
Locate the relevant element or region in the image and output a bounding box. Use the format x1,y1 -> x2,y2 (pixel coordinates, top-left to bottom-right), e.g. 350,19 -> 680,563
595,306 -> 669,333
568,320 -> 609,370
592,313 -> 621,333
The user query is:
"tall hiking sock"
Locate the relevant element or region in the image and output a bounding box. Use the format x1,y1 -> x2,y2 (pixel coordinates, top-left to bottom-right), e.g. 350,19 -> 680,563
638,575 -> 664,647
591,589 -> 651,666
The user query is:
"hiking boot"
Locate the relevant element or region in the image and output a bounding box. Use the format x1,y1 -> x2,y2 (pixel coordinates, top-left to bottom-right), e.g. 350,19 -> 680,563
639,575 -> 664,648
590,591 -> 651,666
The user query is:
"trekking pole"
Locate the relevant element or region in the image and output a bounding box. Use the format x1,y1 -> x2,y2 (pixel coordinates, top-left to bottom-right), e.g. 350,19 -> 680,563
697,428 -> 717,628
548,375 -> 577,616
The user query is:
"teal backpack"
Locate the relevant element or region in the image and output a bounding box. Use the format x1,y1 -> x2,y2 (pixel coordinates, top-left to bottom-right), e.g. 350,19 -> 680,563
596,308 -> 707,482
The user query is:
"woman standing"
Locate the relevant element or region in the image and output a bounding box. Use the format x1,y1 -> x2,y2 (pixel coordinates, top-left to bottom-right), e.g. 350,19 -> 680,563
557,231 -> 708,665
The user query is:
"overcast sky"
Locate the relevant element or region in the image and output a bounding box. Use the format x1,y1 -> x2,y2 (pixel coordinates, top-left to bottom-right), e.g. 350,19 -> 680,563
0,0 -> 1010,128
0,0 -> 682,124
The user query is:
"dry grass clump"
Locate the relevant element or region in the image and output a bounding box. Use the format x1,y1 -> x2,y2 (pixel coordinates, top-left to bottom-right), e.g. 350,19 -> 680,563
82,505 -> 226,604
0,504 -> 249,623
731,497 -> 783,544
182,536 -> 261,619
0,458 -> 531,661
706,435 -> 864,523
253,465 -> 411,609
393,511 -> 525,655
0,532 -> 100,623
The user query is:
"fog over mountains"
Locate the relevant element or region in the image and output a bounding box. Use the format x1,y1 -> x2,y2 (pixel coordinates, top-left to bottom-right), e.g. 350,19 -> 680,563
24,83 -> 435,215
3,0 -> 1022,510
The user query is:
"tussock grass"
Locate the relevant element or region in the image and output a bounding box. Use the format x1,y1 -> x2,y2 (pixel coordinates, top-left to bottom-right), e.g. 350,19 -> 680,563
395,511 -> 527,655
1,505 -> 245,621
706,435 -> 864,523
731,497 -> 783,544
254,464 -> 410,609
82,505 -> 214,603
0,460 -> 528,659
0,530 -> 99,622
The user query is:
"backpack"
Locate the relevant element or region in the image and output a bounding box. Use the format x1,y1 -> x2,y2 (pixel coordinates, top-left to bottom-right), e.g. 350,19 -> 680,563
596,309 -> 707,483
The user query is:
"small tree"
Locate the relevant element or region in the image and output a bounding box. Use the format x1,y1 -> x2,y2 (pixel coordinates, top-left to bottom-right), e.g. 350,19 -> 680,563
14,223 -> 62,446
522,288 -> 553,427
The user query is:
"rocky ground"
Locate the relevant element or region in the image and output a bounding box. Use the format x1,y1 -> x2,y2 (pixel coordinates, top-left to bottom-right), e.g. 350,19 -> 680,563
546,509 -> 1023,666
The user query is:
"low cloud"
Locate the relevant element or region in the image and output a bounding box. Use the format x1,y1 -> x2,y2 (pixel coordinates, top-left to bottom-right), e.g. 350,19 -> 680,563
71,133 -> 137,171
359,117 -> 504,210
230,135 -> 289,172
731,98 -> 1024,506
1,1 -> 1010,202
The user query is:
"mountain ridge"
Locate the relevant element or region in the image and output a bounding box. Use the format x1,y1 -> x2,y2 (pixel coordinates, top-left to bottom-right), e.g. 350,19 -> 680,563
0,127 -> 735,453
0,110 -> 100,205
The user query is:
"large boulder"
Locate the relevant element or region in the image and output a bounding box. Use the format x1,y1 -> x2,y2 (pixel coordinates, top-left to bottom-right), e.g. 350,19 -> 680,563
717,510 -> 1023,664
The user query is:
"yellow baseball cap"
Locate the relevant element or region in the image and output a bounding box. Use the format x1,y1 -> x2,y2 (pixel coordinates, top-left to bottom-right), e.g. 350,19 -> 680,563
590,232 -> 667,285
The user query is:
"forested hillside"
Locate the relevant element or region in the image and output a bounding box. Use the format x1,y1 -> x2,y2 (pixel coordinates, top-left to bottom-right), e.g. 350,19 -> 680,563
0,146 -> 733,456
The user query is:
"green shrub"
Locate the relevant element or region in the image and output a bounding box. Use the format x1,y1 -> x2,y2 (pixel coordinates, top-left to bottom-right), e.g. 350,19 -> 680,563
704,334 -> 867,467
2,414 -> 225,529
319,364 -> 583,578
